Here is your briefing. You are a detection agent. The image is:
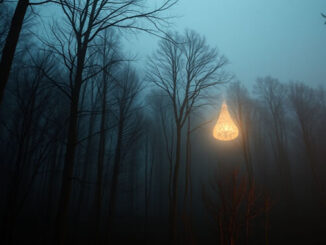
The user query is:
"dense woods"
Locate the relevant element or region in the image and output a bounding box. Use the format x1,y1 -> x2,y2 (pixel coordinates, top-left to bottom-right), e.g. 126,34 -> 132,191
1,1 -> 326,244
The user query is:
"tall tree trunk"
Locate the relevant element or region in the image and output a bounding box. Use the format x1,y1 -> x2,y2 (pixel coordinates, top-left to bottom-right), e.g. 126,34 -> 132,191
272,116 -> 293,206
1,87 -> 36,244
241,132 -> 253,187
169,125 -> 181,244
54,94 -> 79,245
108,115 -> 124,239
55,50 -> 85,243
144,135 -> 154,244
95,80 -> 107,244
0,0 -> 29,105
144,136 -> 149,242
238,106 -> 254,187
75,83 -> 96,221
47,142 -> 61,225
183,115 -> 193,243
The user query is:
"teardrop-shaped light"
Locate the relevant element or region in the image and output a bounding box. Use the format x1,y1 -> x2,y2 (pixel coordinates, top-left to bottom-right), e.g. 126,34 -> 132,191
213,102 -> 239,141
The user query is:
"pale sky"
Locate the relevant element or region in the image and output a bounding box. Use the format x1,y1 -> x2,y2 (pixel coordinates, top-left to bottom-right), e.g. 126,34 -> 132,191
125,0 -> 326,89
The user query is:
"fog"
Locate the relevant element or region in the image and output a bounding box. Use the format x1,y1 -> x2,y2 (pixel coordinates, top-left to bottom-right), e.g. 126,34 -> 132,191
0,1 -> 325,245
129,0 -> 326,87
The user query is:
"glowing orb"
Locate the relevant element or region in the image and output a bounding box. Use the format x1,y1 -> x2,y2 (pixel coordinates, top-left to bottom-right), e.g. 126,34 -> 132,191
213,102 -> 239,141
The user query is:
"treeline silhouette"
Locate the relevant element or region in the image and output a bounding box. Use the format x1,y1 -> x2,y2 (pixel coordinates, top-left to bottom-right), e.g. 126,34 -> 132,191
1,1 -> 326,244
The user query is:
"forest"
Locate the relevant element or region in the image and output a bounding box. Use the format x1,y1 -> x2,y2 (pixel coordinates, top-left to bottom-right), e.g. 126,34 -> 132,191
0,0 -> 326,244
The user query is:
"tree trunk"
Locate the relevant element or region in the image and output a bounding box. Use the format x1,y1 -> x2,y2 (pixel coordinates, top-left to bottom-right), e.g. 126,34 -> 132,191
182,116 -> 193,243
54,40 -> 87,244
54,67 -> 84,244
169,125 -> 181,244
241,134 -> 253,187
54,93 -> 79,245
238,107 -> 253,187
183,116 -> 191,212
1,85 -> 36,244
95,80 -> 107,244
0,0 -> 29,105
144,135 -> 154,244
144,136 -> 149,242
108,115 -> 124,239
75,86 -> 96,221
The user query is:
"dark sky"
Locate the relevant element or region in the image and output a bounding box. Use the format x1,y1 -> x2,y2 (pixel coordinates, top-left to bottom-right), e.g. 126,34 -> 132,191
126,0 -> 326,88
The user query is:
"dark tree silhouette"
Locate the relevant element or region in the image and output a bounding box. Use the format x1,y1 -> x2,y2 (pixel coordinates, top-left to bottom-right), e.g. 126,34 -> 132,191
254,77 -> 293,204
227,82 -> 254,186
0,0 -> 29,105
40,1 -> 178,244
147,29 -> 228,243
0,0 -> 53,105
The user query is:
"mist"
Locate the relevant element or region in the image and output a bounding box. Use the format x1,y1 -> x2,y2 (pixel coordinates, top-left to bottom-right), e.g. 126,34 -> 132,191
0,0 -> 326,244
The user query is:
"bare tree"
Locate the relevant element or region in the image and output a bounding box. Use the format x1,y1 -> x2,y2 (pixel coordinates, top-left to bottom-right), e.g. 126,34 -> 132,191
254,77 -> 293,204
0,49 -> 65,244
203,169 -> 270,245
227,81 -> 254,187
288,82 -> 325,203
0,0 -> 29,105
93,29 -> 121,244
107,65 -> 143,241
41,1 -> 178,244
145,89 -> 175,223
143,121 -> 156,241
0,0 -> 53,105
147,29 -> 228,243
